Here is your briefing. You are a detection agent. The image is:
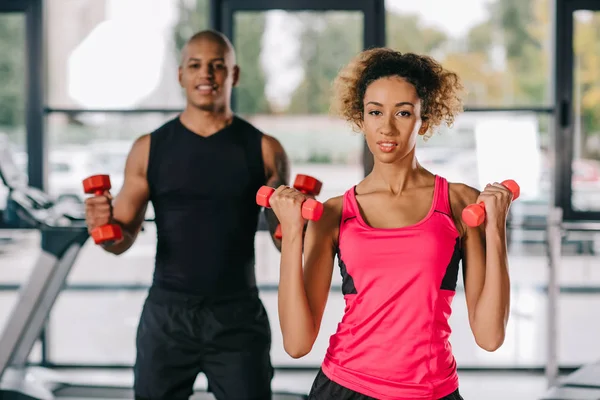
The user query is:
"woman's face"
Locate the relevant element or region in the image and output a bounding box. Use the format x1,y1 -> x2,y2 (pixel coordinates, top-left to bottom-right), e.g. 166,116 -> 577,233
361,75 -> 428,165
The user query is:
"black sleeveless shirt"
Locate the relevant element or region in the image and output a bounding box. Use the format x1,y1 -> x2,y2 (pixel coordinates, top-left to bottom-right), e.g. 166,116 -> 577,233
147,115 -> 265,296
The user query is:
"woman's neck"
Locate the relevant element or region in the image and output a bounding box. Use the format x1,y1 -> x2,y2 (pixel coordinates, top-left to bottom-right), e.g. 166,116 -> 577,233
366,153 -> 430,195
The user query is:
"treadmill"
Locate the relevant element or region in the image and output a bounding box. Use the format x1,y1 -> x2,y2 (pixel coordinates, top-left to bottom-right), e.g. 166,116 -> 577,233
0,140 -> 307,399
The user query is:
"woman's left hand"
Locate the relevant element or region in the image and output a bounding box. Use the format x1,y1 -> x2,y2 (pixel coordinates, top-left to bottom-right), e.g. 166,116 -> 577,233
476,182 -> 514,228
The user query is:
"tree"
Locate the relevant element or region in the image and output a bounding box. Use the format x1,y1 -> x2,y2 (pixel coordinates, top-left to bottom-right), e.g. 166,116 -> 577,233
386,13 -> 447,54
573,11 -> 600,156
288,13 -> 362,114
285,11 -> 450,115
491,0 -> 549,105
435,0 -> 550,107
0,14 -> 25,143
232,13 -> 270,115
173,0 -> 210,57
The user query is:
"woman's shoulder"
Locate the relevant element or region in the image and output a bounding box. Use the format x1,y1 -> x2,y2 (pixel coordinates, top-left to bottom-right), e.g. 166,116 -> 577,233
446,181 -> 481,237
448,181 -> 480,207
321,194 -> 344,219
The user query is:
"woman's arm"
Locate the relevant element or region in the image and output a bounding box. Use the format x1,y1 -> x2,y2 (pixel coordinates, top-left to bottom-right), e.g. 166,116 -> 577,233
450,182 -> 513,352
269,189 -> 341,358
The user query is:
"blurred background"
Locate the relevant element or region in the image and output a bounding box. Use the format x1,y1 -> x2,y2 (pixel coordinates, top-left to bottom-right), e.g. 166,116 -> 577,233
0,0 -> 599,399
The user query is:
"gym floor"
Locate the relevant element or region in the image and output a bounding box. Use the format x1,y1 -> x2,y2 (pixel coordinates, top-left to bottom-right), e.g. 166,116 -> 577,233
53,368 -> 548,399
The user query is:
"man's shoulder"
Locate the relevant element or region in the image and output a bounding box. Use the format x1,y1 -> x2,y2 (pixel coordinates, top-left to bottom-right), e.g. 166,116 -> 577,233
232,114 -> 265,137
261,133 -> 286,164
149,116 -> 180,137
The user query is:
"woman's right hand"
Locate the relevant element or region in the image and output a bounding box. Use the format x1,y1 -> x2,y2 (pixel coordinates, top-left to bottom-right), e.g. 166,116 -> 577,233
269,185 -> 309,236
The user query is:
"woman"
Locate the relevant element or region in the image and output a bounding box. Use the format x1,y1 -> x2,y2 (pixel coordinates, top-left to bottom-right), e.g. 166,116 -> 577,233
268,48 -> 513,400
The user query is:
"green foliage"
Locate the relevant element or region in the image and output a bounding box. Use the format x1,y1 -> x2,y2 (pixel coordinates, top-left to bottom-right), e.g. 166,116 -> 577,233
288,13 -> 362,114
232,13 -> 270,114
173,0 -> 210,58
0,14 -> 25,130
386,13 -> 448,54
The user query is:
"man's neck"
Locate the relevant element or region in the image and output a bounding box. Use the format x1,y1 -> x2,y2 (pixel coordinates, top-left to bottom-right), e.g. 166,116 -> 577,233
179,105 -> 234,137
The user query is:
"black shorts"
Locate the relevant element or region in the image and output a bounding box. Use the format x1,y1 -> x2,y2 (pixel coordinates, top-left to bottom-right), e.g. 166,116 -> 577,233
308,368 -> 464,400
133,286 -> 273,400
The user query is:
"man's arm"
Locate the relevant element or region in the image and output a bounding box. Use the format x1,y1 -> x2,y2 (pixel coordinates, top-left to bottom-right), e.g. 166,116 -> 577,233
101,134 -> 150,255
261,134 -> 290,251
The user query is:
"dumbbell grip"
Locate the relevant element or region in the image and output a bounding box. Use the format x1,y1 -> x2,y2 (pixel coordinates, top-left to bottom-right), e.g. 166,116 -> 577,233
274,224 -> 283,240
461,180 -> 520,227
472,202 -> 485,212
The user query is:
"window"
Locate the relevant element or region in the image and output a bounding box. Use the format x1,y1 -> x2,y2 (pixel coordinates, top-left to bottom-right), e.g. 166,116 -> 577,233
46,112 -> 177,202
0,13 -> 27,210
44,0 -> 211,203
571,10 -> 600,212
45,0 -> 209,110
385,0 -> 553,107
233,11 -> 365,200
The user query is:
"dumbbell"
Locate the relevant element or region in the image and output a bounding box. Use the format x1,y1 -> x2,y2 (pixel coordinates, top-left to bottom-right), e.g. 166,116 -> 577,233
272,175 -> 323,239
461,179 -> 521,228
82,174 -> 123,245
256,176 -> 324,238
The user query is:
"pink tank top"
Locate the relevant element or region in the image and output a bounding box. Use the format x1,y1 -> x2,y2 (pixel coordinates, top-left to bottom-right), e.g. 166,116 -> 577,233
321,175 -> 462,400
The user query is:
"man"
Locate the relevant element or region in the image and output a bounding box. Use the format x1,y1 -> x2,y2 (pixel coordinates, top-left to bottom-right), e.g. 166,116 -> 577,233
85,30 -> 289,400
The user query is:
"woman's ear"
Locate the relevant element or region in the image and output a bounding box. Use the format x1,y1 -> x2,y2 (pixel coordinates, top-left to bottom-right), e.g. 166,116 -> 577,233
418,118 -> 430,136
357,115 -> 365,132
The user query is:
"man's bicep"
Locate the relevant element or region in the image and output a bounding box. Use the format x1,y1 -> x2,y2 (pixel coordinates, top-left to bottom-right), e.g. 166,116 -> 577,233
112,135 -> 150,230
262,134 -> 290,187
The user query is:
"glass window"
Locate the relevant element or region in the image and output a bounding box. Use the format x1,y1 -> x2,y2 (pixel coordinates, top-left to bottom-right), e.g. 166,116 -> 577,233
385,0 -> 553,107
571,10 -> 600,212
233,11 -> 365,201
0,12 -> 27,211
416,111 -> 550,203
47,112 -> 177,204
45,0 -> 209,109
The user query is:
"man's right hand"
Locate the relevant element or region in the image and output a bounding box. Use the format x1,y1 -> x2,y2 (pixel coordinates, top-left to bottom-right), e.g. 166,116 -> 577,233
84,190 -> 115,236
84,134 -> 150,255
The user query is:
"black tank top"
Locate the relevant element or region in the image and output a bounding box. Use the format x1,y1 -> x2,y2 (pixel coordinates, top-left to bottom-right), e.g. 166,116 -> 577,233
147,115 -> 265,296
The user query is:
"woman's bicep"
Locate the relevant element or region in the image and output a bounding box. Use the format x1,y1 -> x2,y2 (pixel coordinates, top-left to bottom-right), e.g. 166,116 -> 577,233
302,199 -> 340,332
450,184 -> 487,323
462,224 -> 486,319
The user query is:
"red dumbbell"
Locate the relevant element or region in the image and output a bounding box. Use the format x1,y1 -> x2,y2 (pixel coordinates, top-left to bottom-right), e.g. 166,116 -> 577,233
256,181 -> 324,238
273,175 -> 323,239
82,174 -> 124,245
461,179 -> 521,227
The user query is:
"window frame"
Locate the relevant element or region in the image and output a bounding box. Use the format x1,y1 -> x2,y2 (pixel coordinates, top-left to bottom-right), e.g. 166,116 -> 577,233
1,0 -> 44,190
554,0 -> 600,220
212,0 -> 386,176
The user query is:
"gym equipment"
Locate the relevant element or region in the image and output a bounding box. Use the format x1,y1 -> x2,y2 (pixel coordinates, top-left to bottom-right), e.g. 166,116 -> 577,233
0,144 -> 91,399
81,174 -> 123,245
273,175 -> 323,239
256,182 -> 324,236
540,361 -> 600,399
0,143 -> 308,399
462,179 -> 521,227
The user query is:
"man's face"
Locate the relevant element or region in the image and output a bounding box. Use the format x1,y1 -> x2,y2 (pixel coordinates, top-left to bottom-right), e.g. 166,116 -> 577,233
178,38 -> 239,112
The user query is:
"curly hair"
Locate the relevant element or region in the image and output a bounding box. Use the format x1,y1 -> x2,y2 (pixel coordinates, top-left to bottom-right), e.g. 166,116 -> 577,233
331,48 -> 464,139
